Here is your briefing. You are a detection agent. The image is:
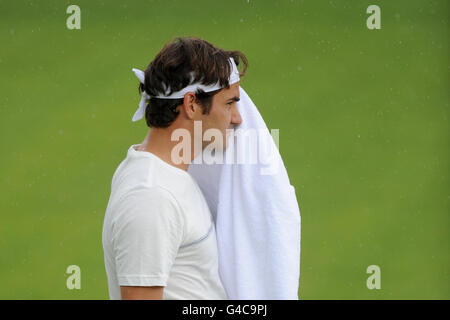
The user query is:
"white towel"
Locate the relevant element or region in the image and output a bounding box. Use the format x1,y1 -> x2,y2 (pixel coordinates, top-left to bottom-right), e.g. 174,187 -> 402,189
188,86 -> 301,299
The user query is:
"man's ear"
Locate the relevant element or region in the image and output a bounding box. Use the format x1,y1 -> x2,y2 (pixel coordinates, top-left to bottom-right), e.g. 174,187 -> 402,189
181,92 -> 198,120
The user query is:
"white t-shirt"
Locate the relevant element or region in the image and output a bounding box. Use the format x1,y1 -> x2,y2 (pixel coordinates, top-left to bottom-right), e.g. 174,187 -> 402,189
102,144 -> 228,300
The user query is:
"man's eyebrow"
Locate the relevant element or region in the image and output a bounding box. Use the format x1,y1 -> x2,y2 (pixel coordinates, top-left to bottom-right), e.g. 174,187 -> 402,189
226,96 -> 240,102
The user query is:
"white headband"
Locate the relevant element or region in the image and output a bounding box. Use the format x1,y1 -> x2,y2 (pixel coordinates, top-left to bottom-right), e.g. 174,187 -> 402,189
131,57 -> 240,122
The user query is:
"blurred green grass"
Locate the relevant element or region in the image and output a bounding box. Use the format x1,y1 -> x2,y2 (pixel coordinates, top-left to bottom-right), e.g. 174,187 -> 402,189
0,0 -> 448,299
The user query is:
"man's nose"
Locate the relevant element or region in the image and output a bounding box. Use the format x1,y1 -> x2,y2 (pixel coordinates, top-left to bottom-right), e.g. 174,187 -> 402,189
231,104 -> 242,125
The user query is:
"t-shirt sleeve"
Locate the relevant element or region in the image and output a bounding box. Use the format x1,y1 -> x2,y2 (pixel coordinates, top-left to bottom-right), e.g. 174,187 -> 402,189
112,186 -> 185,287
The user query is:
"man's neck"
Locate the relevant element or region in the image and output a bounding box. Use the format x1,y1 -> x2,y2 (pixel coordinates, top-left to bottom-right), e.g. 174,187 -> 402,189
136,127 -> 193,172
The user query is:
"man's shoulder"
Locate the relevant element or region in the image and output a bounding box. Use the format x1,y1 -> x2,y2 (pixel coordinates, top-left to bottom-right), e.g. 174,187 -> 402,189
124,185 -> 182,211
112,155 -> 193,198
111,185 -> 185,230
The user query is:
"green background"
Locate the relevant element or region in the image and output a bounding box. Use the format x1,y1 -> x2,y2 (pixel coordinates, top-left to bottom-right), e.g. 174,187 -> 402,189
0,0 -> 448,299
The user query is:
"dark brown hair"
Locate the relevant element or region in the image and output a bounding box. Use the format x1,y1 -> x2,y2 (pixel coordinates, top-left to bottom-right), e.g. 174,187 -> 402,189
138,36 -> 248,128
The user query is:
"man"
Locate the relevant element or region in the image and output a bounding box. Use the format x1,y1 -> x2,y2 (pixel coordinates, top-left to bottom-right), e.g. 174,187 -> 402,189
102,36 -> 248,300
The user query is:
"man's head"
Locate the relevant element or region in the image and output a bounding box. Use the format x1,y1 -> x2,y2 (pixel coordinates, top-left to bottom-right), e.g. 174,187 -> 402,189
138,36 -> 248,150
